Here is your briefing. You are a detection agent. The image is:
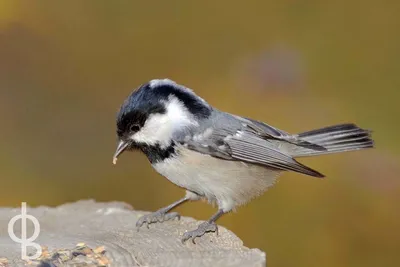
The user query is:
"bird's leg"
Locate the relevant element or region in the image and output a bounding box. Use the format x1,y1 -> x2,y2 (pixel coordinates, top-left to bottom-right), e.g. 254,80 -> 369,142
136,197 -> 189,229
181,209 -> 225,244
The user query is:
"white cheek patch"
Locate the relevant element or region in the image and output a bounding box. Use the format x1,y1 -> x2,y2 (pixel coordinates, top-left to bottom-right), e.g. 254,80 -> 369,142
130,113 -> 170,146
130,96 -> 198,146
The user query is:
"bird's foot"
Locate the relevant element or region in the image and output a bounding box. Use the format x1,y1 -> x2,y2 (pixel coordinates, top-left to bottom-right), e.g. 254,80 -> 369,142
136,208 -> 180,229
181,221 -> 218,244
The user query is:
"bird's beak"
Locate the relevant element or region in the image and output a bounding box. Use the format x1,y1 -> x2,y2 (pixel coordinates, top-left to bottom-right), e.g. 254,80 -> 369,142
113,140 -> 129,165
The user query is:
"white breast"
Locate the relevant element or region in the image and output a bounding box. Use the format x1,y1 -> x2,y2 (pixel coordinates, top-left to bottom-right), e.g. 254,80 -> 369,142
152,145 -> 281,212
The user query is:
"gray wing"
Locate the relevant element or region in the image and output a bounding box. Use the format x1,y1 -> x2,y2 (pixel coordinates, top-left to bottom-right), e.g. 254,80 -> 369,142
236,115 -> 326,151
178,111 -> 324,178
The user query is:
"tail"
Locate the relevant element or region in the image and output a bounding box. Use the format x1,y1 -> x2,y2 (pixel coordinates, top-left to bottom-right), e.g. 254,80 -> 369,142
290,123 -> 374,157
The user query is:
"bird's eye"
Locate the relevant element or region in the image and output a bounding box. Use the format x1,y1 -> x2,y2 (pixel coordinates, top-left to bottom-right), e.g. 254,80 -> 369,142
130,124 -> 140,132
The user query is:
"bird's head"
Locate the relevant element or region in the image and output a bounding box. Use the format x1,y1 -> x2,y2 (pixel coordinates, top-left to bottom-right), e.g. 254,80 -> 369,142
113,79 -> 212,164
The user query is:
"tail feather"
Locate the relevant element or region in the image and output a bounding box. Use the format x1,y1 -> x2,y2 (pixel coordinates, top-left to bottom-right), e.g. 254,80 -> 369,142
291,123 -> 374,157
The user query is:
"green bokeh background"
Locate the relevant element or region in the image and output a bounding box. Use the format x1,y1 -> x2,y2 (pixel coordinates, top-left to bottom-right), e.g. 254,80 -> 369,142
1,1 -> 399,266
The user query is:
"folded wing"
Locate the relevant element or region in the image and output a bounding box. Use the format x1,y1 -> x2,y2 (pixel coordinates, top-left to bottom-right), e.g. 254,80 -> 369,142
179,113 -> 324,178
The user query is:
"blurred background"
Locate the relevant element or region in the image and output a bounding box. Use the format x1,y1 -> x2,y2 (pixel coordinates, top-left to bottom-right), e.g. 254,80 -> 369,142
0,1 -> 399,266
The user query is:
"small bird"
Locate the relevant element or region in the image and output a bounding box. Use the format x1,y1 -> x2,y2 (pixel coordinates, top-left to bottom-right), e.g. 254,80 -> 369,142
113,79 -> 373,243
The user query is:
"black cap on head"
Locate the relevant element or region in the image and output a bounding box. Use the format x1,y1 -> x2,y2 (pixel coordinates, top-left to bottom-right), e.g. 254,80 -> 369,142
116,83 -> 166,139
113,79 -> 213,164
116,79 -> 211,139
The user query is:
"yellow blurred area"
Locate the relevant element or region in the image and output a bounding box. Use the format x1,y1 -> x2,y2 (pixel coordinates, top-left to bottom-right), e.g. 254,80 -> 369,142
0,1 -> 399,266
0,1 -> 19,26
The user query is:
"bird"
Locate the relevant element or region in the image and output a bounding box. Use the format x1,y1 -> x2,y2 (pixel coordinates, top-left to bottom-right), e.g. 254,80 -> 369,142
113,79 -> 374,243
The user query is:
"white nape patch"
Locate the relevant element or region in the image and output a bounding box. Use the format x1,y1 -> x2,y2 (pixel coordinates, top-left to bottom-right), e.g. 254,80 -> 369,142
130,96 -> 198,146
149,78 -> 209,106
149,78 -> 177,88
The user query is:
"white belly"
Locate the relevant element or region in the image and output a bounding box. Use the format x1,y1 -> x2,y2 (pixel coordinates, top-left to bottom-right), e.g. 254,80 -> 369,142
152,146 -> 281,212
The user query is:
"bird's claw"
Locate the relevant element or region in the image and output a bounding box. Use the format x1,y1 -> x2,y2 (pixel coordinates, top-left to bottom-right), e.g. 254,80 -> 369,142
181,221 -> 218,244
136,210 -> 180,230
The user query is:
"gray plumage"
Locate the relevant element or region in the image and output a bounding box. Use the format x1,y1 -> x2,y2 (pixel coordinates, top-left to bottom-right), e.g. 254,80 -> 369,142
177,111 -> 325,177
114,78 -> 374,242
176,111 -> 372,179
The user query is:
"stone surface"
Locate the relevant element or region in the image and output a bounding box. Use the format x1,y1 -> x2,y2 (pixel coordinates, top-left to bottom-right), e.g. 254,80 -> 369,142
0,200 -> 266,267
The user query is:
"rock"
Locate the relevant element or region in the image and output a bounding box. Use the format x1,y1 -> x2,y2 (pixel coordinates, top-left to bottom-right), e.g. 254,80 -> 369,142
0,200 -> 266,267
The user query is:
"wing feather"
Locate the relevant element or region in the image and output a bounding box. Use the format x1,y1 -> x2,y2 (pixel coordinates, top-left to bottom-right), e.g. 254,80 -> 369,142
227,131 -> 324,177
177,112 -> 324,178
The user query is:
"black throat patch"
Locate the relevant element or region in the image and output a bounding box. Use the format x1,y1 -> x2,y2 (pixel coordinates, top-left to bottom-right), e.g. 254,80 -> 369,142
138,142 -> 177,164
